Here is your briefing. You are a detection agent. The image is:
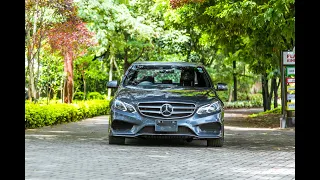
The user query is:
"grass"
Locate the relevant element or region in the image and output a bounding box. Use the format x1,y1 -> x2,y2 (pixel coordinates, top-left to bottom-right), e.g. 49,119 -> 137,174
224,106 -> 285,128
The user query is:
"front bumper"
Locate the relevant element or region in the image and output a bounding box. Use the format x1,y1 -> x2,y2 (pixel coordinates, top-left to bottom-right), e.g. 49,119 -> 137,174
109,107 -> 224,140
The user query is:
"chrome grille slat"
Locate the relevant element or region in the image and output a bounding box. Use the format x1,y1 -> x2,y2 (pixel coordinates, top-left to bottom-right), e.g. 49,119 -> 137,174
171,111 -> 193,114
139,106 -> 162,108
138,101 -> 196,119
140,110 -> 161,114
173,107 -> 195,109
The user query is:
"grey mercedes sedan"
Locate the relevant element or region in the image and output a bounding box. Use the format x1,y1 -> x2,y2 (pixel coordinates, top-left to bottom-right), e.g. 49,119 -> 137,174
107,61 -> 228,147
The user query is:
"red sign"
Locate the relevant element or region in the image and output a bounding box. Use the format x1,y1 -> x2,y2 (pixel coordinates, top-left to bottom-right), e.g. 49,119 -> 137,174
286,54 -> 295,62
286,78 -> 295,83
283,51 -> 295,65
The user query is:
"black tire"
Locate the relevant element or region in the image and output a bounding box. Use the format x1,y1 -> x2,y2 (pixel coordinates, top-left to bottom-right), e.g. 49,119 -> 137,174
207,138 -> 224,147
109,136 -> 125,145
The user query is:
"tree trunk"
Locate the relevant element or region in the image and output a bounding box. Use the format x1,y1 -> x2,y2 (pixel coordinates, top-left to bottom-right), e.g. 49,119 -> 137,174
51,88 -> 56,100
269,77 -> 275,108
228,87 -> 233,102
61,78 -> 64,103
233,60 -> 237,101
63,51 -> 74,104
28,60 -> 37,101
35,8 -> 44,97
47,85 -> 52,105
108,55 -> 114,100
273,77 -> 279,108
124,33 -> 130,72
26,0 -> 39,102
63,58 -> 68,103
113,59 -> 121,78
261,75 -> 267,111
124,47 -> 129,73
273,78 -> 280,108
261,73 -> 271,111
83,74 -> 86,100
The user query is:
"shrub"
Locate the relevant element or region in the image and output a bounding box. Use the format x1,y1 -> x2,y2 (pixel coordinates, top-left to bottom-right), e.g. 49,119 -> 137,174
25,100 -> 111,129
237,92 -> 250,101
224,100 -> 263,109
249,93 -> 263,103
87,92 -> 104,100
217,92 -> 262,102
74,92 -> 85,100
248,106 -> 282,117
216,91 -> 229,102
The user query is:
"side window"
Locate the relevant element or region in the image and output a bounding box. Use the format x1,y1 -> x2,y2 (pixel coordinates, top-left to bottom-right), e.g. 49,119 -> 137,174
196,67 -> 210,87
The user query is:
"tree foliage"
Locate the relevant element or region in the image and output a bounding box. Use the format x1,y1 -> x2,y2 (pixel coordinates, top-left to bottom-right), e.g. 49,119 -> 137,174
25,0 -> 295,111
167,0 -> 294,110
46,0 -> 95,103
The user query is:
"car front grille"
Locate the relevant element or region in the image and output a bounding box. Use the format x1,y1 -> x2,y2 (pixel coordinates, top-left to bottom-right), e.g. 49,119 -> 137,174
139,135 -> 194,139
137,102 -> 196,119
138,126 -> 195,135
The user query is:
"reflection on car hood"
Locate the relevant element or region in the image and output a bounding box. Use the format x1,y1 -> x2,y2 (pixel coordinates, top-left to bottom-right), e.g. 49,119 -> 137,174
115,86 -> 218,104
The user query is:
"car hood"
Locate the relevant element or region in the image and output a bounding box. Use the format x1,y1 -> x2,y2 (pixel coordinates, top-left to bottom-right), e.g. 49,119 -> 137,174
115,86 -> 218,105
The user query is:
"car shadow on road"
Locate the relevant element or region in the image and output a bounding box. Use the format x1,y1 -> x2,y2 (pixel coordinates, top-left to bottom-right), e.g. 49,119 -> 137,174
102,127 -> 295,151
124,138 -> 208,147
25,112 -> 294,151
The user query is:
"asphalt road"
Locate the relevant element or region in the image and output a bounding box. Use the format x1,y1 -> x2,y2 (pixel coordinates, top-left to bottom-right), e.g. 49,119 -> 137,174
25,108 -> 295,180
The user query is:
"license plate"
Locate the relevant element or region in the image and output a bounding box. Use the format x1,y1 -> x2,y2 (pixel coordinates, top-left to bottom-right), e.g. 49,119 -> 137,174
155,120 -> 178,132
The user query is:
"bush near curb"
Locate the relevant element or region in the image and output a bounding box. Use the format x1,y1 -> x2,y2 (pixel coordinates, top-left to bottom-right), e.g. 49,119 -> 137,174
87,92 -> 105,100
224,100 -> 263,109
25,100 -> 111,129
248,106 -> 281,117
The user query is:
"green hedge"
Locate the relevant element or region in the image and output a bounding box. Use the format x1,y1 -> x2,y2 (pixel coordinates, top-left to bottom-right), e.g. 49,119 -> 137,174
224,100 -> 263,109
74,92 -> 85,100
25,100 -> 111,129
248,106 -> 281,117
217,92 -> 263,102
73,91 -> 105,100
87,92 -> 104,100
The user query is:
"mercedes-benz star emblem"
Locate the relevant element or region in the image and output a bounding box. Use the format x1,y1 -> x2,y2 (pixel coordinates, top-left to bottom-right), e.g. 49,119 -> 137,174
161,104 -> 173,117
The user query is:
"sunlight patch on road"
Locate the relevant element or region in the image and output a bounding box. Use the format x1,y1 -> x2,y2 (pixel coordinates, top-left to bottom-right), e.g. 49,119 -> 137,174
225,126 -> 277,131
225,133 -> 235,136
224,114 -> 247,117
146,155 -> 168,158
123,172 -> 147,175
47,131 -> 71,133
230,167 -> 294,175
25,134 -> 60,140
25,134 -> 58,137
117,149 -> 128,151
93,122 -> 108,125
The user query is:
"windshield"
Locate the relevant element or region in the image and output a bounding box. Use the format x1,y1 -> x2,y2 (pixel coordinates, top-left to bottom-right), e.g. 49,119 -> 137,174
123,65 -> 211,88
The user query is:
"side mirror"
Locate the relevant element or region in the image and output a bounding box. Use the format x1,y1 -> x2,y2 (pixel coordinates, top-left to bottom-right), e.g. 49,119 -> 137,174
107,80 -> 118,88
216,83 -> 228,91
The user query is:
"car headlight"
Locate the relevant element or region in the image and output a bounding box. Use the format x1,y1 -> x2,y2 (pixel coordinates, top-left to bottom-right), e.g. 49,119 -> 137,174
114,99 -> 136,113
196,101 -> 221,115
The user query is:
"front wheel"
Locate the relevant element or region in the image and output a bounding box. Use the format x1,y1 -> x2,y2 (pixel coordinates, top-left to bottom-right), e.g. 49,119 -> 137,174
109,136 -> 125,145
207,138 -> 224,147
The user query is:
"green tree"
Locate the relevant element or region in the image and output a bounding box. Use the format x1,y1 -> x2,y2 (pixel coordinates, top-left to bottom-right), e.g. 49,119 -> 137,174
170,0 -> 295,111
25,0 -> 67,101
76,0 -> 155,98
37,43 -> 64,102
47,1 -> 94,104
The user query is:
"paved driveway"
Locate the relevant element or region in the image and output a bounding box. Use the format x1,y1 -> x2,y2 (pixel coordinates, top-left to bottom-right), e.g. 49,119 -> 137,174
25,109 -> 295,180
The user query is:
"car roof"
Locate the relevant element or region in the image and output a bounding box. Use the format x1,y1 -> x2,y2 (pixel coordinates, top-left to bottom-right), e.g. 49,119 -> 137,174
132,61 -> 203,67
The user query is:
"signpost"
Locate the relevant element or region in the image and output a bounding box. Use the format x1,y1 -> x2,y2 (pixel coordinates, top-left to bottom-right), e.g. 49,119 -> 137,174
280,50 -> 295,128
